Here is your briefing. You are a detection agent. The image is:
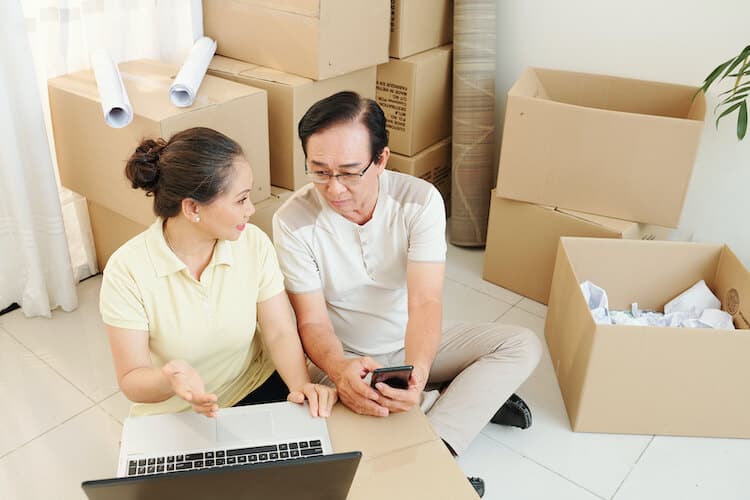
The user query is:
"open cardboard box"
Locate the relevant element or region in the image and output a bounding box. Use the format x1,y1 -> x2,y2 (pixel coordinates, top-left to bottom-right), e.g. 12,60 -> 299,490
545,237 -> 750,437
496,68 -> 706,227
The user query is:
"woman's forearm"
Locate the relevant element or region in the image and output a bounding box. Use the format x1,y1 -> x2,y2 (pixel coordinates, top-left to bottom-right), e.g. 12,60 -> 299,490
118,366 -> 175,403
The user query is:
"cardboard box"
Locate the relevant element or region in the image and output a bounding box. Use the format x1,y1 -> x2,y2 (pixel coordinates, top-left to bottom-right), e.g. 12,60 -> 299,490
203,0 -> 389,80
545,237 -> 750,438
483,193 -> 669,304
87,188 -> 293,270
327,405 -> 477,499
376,45 -> 452,156
87,202 -> 146,272
390,0 -> 453,59
388,138 -> 451,215
496,68 -> 706,227
208,56 -> 376,190
49,60 -> 271,230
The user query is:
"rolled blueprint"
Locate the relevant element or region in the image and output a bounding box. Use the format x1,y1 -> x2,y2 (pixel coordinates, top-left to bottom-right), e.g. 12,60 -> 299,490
169,36 -> 217,107
90,49 -> 133,128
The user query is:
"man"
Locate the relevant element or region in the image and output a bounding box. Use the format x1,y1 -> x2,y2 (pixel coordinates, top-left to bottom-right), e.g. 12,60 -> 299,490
273,91 -> 542,497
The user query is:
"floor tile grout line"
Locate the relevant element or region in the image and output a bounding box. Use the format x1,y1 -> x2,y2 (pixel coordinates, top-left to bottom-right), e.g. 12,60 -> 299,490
0,326 -> 99,405
609,435 -> 655,500
479,430 -> 609,500
514,304 -> 548,320
445,276 -> 524,308
97,400 -> 126,426
0,403 -> 97,461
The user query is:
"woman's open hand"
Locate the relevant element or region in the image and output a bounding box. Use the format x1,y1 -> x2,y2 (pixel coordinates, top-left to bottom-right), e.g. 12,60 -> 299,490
162,360 -> 219,418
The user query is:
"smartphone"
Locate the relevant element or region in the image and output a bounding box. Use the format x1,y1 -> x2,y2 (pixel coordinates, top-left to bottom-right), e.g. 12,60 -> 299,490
370,365 -> 414,390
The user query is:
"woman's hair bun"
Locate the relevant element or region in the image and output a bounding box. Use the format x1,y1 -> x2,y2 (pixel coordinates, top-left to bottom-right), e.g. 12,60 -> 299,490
125,138 -> 167,193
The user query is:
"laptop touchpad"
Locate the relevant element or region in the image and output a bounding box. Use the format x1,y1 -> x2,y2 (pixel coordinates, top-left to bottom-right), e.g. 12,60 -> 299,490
217,410 -> 273,443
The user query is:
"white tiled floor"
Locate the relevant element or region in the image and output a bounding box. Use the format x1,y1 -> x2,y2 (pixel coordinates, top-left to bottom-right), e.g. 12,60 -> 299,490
1,243 -> 749,499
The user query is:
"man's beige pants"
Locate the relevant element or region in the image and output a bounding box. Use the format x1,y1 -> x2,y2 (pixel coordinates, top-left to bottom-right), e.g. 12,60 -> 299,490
309,321 -> 543,456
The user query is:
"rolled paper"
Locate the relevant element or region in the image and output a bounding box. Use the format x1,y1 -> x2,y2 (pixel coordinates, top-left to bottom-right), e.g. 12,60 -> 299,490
90,49 -> 133,128
169,36 -> 217,107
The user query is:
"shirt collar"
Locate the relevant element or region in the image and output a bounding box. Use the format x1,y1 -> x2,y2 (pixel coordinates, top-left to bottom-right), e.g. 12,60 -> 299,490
145,218 -> 235,278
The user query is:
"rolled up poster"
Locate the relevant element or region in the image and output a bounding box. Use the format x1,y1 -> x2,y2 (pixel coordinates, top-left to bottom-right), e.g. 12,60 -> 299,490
90,49 -> 133,128
169,36 -> 217,107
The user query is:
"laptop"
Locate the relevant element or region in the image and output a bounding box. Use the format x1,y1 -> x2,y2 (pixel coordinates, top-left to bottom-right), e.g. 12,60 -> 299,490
82,401 -> 361,500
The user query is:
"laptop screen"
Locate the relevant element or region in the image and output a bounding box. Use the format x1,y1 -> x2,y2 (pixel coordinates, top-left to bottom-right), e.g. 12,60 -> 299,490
82,451 -> 361,500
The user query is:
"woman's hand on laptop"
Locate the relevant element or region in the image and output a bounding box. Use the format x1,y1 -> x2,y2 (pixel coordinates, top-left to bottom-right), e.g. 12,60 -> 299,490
162,360 -> 219,418
287,383 -> 338,418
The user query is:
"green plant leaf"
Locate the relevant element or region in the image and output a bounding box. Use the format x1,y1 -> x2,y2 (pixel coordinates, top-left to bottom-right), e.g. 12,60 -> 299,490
696,58 -> 735,99
738,101 -> 747,140
715,101 -> 742,129
734,57 -> 749,91
719,92 -> 749,108
719,81 -> 750,97
720,46 -> 750,81
718,56 -> 745,82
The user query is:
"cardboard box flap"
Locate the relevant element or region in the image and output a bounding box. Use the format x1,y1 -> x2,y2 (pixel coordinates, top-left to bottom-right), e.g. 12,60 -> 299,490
546,240 -> 600,425
713,245 -> 750,329
207,55 -> 259,77
347,440 -> 476,499
327,405 -> 437,461
228,0 -> 321,17
209,56 -> 311,87
405,43 -> 452,64
243,65 -> 312,87
556,208 -> 637,234
525,68 -> 706,121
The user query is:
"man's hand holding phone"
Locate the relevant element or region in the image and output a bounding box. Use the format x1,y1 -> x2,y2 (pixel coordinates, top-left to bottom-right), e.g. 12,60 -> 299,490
330,357 -> 390,417
371,364 -> 427,414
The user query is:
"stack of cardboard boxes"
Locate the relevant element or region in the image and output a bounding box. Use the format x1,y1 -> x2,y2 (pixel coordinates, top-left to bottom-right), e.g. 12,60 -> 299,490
485,67 -> 750,439
48,0 -> 391,269
203,0 -> 390,192
48,60 -> 272,269
376,0 -> 453,214
483,67 -> 706,305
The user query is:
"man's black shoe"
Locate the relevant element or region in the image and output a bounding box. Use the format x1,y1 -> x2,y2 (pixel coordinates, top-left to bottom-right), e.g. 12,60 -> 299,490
468,476 -> 485,498
491,393 -> 532,429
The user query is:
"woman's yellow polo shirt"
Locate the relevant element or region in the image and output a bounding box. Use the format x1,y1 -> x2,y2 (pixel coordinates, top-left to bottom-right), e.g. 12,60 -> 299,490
99,219 -> 284,416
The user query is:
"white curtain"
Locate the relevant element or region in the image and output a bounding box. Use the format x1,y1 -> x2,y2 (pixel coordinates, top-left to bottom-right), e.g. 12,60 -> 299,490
0,0 -> 198,317
0,0 -> 77,317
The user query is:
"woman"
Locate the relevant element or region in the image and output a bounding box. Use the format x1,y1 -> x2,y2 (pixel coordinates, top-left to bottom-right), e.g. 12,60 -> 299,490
99,127 -> 336,418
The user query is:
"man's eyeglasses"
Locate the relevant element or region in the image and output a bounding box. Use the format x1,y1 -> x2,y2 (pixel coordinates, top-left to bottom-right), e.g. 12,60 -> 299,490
305,161 -> 374,186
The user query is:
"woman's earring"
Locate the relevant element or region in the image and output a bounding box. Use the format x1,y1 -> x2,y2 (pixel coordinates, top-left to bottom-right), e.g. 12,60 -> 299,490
194,216 -> 200,222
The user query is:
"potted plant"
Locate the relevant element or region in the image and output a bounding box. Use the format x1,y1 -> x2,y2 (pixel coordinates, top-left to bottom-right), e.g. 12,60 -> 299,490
698,45 -> 750,140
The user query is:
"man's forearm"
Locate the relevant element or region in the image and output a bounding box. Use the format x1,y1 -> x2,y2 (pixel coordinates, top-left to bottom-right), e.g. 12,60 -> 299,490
299,323 -> 348,381
404,299 -> 443,376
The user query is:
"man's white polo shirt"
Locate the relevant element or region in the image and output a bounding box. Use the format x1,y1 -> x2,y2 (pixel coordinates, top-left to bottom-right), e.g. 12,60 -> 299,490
272,170 -> 446,355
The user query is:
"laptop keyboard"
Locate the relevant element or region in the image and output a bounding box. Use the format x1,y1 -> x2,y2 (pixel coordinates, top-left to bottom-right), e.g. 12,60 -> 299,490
127,439 -> 324,477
